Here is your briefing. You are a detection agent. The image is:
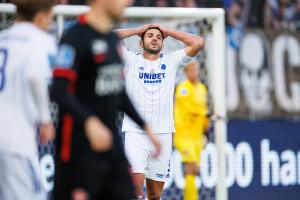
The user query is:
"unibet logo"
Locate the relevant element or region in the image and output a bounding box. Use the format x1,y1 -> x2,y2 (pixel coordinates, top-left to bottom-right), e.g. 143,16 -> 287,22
139,72 -> 166,84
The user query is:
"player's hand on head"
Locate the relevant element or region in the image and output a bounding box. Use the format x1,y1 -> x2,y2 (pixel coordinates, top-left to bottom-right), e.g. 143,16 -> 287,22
138,24 -> 159,36
157,25 -> 169,38
137,24 -> 151,36
144,125 -> 161,158
85,116 -> 113,152
39,122 -> 55,144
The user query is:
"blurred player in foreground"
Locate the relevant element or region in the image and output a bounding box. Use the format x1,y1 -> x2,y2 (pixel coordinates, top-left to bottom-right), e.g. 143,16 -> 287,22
174,60 -> 210,200
0,0 -> 56,199
116,25 -> 204,199
51,0 -> 161,199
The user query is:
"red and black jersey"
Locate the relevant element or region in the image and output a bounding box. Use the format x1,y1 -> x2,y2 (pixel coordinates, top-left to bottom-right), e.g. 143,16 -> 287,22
51,15 -> 145,162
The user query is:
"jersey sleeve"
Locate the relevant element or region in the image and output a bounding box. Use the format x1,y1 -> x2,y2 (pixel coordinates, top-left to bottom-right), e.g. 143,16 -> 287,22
169,49 -> 194,70
51,32 -> 94,124
53,34 -> 79,82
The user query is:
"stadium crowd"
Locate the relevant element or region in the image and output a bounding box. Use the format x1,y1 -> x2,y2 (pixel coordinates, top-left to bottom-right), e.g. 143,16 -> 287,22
2,0 -> 300,30
226,0 -> 300,30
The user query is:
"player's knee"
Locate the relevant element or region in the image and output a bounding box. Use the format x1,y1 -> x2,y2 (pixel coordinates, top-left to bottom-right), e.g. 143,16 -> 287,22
132,173 -> 145,186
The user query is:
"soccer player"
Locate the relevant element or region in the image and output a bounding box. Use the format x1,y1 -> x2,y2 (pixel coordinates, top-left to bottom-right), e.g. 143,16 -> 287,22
51,0 -> 161,200
174,60 -> 210,200
0,0 -> 56,199
116,25 -> 205,199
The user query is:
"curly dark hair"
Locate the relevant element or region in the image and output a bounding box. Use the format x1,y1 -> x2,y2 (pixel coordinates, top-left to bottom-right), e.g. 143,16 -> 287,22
140,27 -> 165,41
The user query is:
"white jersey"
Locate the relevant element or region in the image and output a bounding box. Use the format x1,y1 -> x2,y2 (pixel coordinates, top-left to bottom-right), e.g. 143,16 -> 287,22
0,22 -> 57,158
121,47 -> 192,133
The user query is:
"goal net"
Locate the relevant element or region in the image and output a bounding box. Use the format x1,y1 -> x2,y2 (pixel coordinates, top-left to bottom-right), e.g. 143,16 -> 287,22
0,4 -> 227,200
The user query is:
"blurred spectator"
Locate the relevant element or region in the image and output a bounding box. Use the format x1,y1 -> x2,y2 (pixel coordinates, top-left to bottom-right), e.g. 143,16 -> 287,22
133,0 -> 223,7
226,0 -> 244,49
4,0 -> 300,30
197,0 -> 223,8
227,0 -> 244,27
266,0 -> 297,29
175,0 -> 197,7
295,0 -> 300,30
131,0 -> 151,6
58,0 -> 87,5
133,0 -> 176,7
226,0 -> 268,49
247,0 -> 266,27
224,0 -> 234,10
227,0 -> 266,28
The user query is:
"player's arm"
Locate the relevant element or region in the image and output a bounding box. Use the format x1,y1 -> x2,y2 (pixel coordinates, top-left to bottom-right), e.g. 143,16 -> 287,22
203,97 -> 211,132
51,37 -> 112,152
203,110 -> 210,146
114,24 -> 158,40
29,78 -> 55,144
27,47 -> 55,144
50,78 -> 93,122
158,25 -> 205,56
51,78 -> 113,151
51,40 -> 93,123
119,91 -> 161,157
201,87 -> 210,146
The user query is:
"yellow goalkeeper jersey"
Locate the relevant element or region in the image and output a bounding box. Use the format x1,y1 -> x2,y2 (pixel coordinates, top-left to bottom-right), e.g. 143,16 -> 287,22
174,80 -> 209,142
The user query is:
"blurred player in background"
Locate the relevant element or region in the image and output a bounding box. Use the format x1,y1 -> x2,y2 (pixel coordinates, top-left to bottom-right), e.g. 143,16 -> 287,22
174,60 -> 210,200
0,0 -> 56,199
116,25 -> 204,199
51,0 -> 161,199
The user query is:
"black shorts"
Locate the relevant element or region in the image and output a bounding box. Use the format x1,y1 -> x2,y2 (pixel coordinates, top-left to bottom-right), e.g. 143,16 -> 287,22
54,152 -> 134,200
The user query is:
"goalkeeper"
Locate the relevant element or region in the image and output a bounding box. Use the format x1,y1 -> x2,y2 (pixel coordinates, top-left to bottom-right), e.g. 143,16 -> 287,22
174,60 -> 210,200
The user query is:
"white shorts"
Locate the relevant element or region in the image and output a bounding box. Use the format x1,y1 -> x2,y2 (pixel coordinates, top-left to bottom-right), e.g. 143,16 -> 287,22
124,132 -> 172,182
0,152 -> 46,200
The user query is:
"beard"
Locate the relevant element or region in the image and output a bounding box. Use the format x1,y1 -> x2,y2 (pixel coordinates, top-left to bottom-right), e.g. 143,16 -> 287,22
143,42 -> 162,54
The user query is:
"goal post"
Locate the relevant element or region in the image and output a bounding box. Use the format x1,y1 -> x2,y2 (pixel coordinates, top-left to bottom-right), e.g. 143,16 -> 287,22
0,4 -> 227,200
